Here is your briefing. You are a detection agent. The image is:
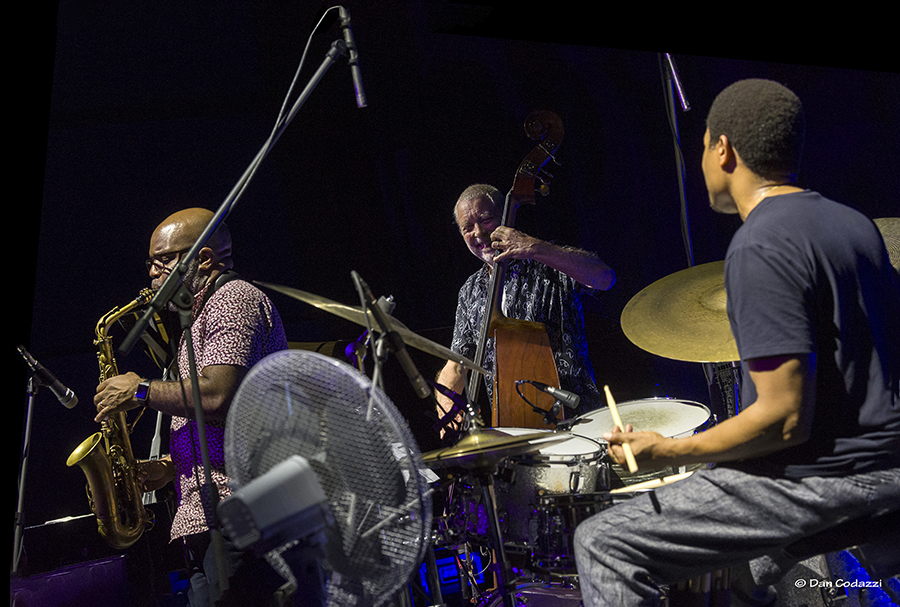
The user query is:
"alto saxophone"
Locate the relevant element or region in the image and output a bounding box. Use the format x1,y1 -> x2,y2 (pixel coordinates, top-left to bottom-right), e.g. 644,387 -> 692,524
67,289 -> 156,549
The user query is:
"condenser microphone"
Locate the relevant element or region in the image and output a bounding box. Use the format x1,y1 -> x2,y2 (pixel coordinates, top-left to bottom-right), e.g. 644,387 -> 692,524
517,380 -> 580,410
18,345 -> 79,409
338,7 -> 366,108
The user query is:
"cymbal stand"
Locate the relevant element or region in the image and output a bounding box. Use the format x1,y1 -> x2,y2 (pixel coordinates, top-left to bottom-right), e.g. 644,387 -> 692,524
471,466 -> 519,607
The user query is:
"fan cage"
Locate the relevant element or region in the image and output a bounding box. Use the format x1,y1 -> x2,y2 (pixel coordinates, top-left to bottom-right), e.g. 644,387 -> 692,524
225,349 -> 433,605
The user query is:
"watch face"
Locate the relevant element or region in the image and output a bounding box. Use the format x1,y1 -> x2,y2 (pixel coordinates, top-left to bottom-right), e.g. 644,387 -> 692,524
135,381 -> 150,401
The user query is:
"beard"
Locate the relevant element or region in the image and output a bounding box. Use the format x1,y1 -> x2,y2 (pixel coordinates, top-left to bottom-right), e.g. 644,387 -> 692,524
152,258 -> 204,311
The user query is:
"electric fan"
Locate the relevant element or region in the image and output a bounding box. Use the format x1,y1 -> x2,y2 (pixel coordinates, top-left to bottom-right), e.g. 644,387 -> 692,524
223,349 -> 433,606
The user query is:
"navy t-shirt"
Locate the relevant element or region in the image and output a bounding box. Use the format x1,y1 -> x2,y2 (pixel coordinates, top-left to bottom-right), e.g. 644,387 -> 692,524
724,190 -> 900,478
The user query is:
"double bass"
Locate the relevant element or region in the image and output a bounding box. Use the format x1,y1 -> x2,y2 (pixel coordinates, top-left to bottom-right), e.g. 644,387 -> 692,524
466,111 -> 566,429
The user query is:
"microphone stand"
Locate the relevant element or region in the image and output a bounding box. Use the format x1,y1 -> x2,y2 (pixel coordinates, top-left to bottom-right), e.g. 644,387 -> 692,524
659,52 -> 693,270
12,372 -> 38,575
117,38 -> 353,606
659,52 -> 743,422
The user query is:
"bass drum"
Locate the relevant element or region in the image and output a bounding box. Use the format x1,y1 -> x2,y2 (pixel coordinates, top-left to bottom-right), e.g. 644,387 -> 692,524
571,398 -> 713,487
486,583 -> 583,606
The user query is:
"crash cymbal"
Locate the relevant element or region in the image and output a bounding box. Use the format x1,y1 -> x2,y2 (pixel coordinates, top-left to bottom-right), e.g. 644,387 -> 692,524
874,218 -> 900,271
621,260 -> 739,363
422,428 -> 569,470
256,281 -> 491,376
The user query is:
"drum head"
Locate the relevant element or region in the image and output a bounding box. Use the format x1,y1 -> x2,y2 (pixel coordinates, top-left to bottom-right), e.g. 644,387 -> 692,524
494,427 -> 602,459
572,398 -> 710,441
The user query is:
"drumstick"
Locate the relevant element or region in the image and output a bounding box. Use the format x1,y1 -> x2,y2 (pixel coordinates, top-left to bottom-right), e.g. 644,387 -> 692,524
604,385 -> 638,473
610,471 -> 694,494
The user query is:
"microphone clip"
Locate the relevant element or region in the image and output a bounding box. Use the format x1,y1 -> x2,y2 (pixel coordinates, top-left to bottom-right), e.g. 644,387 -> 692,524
514,379 -> 566,427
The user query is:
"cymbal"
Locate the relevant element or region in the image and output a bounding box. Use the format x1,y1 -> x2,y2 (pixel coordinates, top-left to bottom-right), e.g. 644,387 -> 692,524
256,281 -> 491,376
621,260 -> 739,363
874,217 -> 900,271
422,428 -> 569,470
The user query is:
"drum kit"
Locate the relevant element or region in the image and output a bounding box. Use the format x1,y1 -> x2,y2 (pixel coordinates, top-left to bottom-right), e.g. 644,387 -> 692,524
259,259 -> 740,606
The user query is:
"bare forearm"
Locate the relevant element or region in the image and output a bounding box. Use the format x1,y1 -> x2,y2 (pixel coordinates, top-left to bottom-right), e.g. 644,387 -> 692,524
490,227 -> 615,290
606,354 -> 814,469
142,375 -> 234,421
530,241 -> 615,290
655,404 -> 809,466
435,361 -> 466,415
95,365 -> 246,423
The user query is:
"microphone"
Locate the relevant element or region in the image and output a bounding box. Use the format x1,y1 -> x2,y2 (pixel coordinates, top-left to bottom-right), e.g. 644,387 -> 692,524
352,272 -> 431,399
18,345 -> 78,409
338,7 -> 366,108
517,380 -> 580,410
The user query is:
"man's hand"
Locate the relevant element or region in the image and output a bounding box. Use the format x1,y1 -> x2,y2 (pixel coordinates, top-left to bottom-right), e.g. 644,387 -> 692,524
94,371 -> 143,422
602,424 -> 672,472
490,226 -> 540,263
490,227 -> 615,290
135,456 -> 176,492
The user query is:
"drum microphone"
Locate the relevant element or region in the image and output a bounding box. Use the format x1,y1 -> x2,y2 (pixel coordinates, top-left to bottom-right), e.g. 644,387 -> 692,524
18,345 -> 79,409
338,7 -> 366,108
516,380 -> 580,410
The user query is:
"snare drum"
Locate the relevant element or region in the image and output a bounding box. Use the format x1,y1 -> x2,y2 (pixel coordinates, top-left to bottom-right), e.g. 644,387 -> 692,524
492,428 -> 607,547
571,398 -> 713,487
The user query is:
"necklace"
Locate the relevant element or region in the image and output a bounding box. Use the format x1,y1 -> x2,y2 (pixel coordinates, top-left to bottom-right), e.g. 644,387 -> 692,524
756,183 -> 790,205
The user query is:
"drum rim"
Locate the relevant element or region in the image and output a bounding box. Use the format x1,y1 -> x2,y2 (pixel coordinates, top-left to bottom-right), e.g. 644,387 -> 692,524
514,433 -> 605,462
580,396 -> 710,412
571,397 -> 712,439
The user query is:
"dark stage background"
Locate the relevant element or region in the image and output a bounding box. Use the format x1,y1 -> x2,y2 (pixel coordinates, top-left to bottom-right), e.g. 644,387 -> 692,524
13,0 -> 898,587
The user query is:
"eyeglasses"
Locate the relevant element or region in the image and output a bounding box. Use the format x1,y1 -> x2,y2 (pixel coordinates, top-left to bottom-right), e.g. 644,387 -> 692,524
145,248 -> 190,272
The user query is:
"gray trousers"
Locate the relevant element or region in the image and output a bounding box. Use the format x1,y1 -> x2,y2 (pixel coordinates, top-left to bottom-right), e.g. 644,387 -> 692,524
573,466 -> 900,607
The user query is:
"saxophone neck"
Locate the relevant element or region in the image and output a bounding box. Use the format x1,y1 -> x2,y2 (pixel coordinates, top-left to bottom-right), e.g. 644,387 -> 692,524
95,289 -> 154,380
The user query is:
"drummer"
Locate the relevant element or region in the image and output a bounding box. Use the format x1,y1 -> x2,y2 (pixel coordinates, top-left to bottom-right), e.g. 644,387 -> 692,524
573,80 -> 900,606
435,183 -> 615,433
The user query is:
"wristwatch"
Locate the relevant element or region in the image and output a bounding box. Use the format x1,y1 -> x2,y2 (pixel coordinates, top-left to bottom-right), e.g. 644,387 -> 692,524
134,380 -> 152,403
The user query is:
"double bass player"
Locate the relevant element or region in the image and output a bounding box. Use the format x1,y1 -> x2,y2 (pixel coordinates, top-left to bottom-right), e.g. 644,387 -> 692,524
436,183 -> 615,436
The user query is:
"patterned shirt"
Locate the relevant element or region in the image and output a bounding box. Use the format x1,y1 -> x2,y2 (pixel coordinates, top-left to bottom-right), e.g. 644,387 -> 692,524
450,258 -> 602,415
169,279 -> 288,540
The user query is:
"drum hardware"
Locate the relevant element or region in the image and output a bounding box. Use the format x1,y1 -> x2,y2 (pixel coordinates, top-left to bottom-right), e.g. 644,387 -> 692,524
255,281 -> 492,377
513,380 -> 580,428
424,425 -> 578,607
668,568 -> 731,607
529,492 -> 616,582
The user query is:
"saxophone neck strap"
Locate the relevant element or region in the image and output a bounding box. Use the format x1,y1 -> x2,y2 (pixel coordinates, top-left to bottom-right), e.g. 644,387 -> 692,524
201,269 -> 240,308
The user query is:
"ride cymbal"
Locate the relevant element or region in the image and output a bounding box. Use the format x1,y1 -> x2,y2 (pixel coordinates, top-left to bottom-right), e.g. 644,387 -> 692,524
621,261 -> 739,363
874,218 -> 899,271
